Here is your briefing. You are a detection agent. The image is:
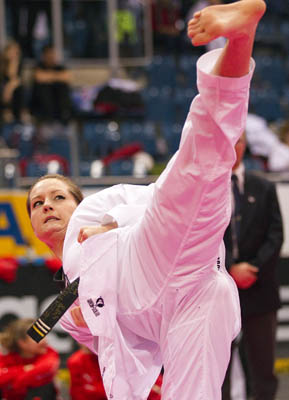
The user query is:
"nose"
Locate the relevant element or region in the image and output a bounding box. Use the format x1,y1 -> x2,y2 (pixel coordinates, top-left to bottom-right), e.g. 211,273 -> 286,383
43,201 -> 53,212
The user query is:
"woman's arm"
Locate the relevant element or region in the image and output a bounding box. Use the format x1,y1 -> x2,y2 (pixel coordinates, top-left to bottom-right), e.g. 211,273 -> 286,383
12,348 -> 59,391
63,184 -> 153,280
0,358 -> 23,388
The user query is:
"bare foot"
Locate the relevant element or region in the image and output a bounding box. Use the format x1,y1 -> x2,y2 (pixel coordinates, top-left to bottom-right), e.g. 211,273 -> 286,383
187,0 -> 266,46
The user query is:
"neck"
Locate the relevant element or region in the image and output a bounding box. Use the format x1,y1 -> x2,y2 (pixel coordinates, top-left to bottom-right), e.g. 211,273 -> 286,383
43,234 -> 64,261
49,241 -> 63,261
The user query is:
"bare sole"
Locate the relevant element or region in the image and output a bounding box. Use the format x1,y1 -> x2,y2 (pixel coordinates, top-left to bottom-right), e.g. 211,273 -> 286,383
187,0 -> 266,46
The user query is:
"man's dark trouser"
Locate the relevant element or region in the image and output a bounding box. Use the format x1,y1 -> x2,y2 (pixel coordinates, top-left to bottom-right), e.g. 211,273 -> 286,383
222,311 -> 278,400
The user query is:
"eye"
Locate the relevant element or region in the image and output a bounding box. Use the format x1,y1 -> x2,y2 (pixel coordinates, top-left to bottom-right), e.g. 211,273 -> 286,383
55,195 -> 65,200
32,200 -> 43,208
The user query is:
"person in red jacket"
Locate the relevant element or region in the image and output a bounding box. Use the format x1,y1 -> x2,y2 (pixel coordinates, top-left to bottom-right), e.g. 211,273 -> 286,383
67,345 -> 162,400
67,345 -> 107,400
0,318 -> 60,400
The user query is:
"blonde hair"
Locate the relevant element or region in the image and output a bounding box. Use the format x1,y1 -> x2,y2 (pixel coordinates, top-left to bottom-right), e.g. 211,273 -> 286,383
0,40 -> 21,77
279,120 -> 289,144
0,318 -> 34,353
26,174 -> 84,217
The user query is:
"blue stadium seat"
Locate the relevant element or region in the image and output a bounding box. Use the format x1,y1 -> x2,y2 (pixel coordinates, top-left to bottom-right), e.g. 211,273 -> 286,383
174,87 -> 197,124
79,161 -> 91,177
254,55 -> 287,93
23,154 -> 69,177
82,121 -> 108,159
249,88 -> 284,122
120,121 -> 158,158
119,121 -> 134,144
255,18 -> 279,39
142,122 -> 157,157
1,123 -> 35,158
146,55 -> 177,88
104,122 -> 122,153
280,20 -> 289,38
108,160 -> 133,176
162,122 -> 182,155
26,159 -> 67,177
26,162 -> 48,177
1,122 -> 17,144
142,86 -> 176,122
178,54 -> 198,89
266,0 -> 289,16
47,136 -> 71,161
280,21 -> 289,51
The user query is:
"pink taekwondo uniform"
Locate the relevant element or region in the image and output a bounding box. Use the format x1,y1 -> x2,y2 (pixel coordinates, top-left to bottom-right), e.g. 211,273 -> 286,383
60,49 -> 255,400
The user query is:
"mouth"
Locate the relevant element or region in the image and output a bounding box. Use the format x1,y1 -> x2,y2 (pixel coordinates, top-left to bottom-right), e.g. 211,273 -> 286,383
44,216 -> 60,224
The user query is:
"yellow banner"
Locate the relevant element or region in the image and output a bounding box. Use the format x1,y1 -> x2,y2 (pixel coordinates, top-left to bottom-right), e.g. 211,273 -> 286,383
0,191 -> 51,257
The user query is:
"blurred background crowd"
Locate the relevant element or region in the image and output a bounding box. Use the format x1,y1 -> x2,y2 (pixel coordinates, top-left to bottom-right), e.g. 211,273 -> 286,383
1,1 -> 289,399
1,0 -> 289,186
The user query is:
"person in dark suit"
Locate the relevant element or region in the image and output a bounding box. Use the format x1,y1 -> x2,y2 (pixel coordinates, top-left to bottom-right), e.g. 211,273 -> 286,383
222,132 -> 284,400
30,45 -> 72,123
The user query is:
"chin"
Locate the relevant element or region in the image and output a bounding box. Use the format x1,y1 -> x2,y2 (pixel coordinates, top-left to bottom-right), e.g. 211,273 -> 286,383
37,230 -> 62,248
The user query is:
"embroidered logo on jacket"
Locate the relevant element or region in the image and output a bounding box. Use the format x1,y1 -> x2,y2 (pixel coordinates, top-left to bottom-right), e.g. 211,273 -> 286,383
87,296 -> 105,317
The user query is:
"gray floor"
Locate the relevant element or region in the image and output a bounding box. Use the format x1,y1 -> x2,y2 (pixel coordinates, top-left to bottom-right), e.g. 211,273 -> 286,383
247,375 -> 289,400
276,373 -> 289,400
276,344 -> 289,400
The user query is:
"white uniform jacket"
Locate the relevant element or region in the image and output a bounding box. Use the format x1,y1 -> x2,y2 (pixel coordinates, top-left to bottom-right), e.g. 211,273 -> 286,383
61,49 -> 255,399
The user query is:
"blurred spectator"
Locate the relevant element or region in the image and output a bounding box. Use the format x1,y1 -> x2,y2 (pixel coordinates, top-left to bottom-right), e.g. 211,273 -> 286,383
0,257 -> 19,283
67,344 -> 163,400
62,0 -> 108,59
246,113 -> 289,172
151,0 -> 183,54
67,345 -> 107,400
0,318 -> 60,400
0,40 -> 26,122
30,45 -> 72,123
186,1 -> 226,51
222,133 -> 283,400
278,120 -> 289,147
116,2 -> 138,58
7,1 -> 51,58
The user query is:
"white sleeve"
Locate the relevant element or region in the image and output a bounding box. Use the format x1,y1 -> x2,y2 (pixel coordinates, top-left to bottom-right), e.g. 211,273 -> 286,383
68,183 -> 153,230
63,183 -> 153,280
100,183 -> 154,227
101,204 -> 147,227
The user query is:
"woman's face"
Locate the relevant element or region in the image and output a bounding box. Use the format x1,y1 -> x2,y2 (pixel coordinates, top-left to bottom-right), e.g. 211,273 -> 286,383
5,43 -> 20,59
18,336 -> 48,358
29,178 -> 78,245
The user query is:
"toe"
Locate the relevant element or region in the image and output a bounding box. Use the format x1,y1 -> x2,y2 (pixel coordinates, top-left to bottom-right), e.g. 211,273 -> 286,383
191,32 -> 213,46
